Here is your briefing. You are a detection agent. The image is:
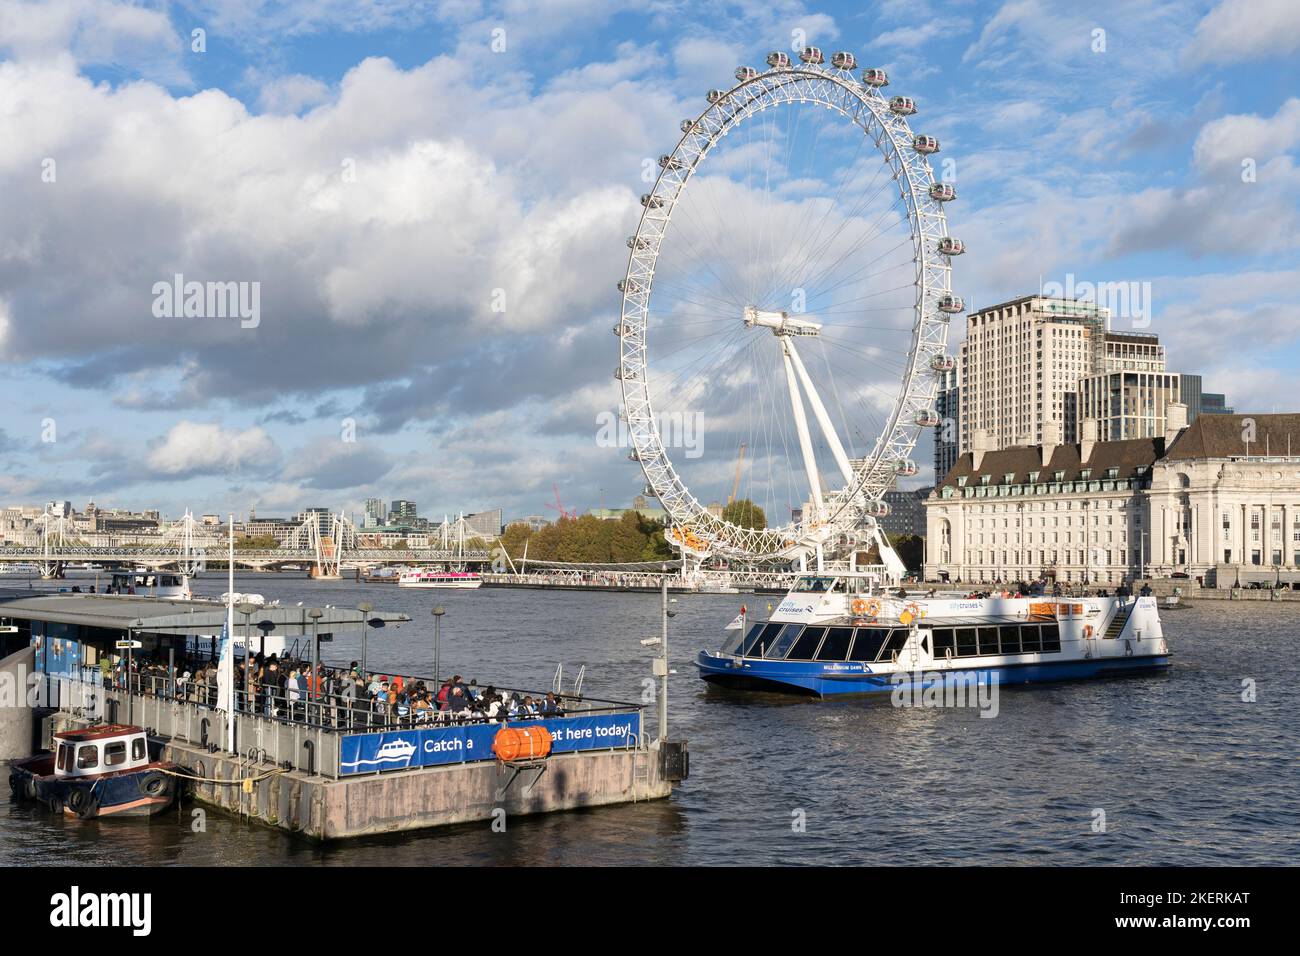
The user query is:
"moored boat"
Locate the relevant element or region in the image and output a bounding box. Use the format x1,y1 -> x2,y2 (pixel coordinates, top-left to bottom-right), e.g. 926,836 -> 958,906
398,569 -> 482,589
698,572 -> 1171,697
8,724 -> 179,819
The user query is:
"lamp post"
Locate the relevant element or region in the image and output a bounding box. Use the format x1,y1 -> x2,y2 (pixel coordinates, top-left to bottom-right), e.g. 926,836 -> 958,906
236,601 -> 258,715
357,601 -> 373,675
307,608 -> 323,707
431,605 -> 445,684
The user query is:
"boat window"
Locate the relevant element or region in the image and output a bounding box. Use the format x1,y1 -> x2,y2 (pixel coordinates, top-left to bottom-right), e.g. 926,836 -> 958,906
931,628 -> 956,657
76,743 -> 99,770
848,627 -> 889,662
1020,624 -> 1042,653
787,626 -> 826,660
999,625 -> 1021,654
56,743 -> 70,772
132,738 -> 146,761
765,625 -> 801,659
792,576 -> 835,593
978,626 -> 1001,656
881,629 -> 910,659
955,627 -> 978,655
104,741 -> 127,767
722,622 -> 758,656
1041,623 -> 1062,653
742,621 -> 783,656
814,627 -> 854,661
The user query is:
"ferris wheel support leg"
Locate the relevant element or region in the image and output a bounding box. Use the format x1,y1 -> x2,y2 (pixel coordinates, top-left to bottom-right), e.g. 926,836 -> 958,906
785,338 -> 855,488
781,340 -> 824,515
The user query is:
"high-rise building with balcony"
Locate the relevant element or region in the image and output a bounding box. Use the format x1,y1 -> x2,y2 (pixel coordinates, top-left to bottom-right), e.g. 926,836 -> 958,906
959,295 -> 1110,454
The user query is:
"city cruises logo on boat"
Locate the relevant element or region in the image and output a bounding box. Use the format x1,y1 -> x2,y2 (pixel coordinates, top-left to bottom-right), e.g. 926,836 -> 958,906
891,669 -> 999,718
151,273 -> 261,329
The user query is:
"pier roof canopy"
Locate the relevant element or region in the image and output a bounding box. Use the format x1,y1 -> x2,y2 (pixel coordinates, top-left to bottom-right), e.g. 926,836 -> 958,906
0,591 -> 409,635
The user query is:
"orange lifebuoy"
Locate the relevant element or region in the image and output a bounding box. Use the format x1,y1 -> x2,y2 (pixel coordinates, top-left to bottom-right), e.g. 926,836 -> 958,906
851,598 -> 869,616
492,725 -> 552,762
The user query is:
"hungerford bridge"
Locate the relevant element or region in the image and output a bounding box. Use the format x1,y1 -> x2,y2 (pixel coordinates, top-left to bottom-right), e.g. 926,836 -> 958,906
0,509 -> 491,579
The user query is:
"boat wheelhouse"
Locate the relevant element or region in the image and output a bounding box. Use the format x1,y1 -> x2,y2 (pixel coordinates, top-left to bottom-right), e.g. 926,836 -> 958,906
8,724 -> 177,818
397,569 -> 483,590
107,570 -> 191,599
697,572 -> 1170,697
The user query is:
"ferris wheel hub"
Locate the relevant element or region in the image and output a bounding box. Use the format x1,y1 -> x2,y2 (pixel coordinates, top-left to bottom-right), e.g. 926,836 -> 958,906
741,306 -> 822,337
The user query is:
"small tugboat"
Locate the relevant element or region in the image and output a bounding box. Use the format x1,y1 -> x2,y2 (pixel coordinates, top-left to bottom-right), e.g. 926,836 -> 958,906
8,724 -> 179,819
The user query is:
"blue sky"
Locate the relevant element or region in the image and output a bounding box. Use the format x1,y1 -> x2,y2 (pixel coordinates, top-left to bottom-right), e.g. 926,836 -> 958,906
1,0 -> 1297,525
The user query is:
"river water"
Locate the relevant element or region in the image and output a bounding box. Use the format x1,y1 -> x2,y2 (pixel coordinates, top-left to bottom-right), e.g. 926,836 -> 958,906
2,575 -> 1296,865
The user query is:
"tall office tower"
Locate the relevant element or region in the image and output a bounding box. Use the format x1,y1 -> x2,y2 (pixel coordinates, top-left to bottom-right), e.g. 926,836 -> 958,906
363,497 -> 385,528
959,295 -> 1111,453
390,499 -> 418,524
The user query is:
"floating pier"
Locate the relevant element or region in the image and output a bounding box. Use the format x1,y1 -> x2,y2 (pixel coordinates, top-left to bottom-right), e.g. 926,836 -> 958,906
2,590 -> 688,840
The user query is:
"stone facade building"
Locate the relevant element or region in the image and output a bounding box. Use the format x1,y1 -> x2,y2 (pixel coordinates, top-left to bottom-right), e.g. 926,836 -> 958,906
925,406 -> 1300,588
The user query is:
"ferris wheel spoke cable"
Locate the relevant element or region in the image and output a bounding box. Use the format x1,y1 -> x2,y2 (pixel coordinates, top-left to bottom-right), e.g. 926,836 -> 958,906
760,157 -> 899,302
757,133 -> 883,309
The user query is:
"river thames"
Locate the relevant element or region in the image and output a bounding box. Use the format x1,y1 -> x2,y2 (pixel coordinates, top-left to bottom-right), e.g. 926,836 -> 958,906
2,575 -> 1296,865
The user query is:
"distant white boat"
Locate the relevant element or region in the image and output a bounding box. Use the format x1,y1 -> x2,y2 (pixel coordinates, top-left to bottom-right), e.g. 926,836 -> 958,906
0,563 -> 40,575
398,570 -> 482,589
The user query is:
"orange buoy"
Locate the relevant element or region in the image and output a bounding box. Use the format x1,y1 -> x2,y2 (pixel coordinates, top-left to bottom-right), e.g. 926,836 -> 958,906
492,725 -> 553,762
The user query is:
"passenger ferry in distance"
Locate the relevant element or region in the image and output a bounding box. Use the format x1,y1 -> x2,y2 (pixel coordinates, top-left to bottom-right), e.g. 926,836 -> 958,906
697,570 -> 1170,697
398,569 -> 482,589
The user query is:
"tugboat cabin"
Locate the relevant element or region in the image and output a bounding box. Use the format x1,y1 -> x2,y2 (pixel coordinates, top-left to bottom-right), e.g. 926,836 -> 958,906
54,725 -> 151,777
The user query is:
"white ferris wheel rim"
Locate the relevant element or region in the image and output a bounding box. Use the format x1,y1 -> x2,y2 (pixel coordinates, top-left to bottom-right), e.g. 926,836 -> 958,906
617,57 -> 957,561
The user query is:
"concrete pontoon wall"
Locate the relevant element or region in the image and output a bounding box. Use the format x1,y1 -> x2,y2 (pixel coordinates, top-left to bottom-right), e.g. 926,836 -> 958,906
0,646 -> 35,760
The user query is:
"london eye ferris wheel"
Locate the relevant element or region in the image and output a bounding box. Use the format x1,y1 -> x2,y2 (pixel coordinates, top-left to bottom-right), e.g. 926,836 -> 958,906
616,48 -> 964,566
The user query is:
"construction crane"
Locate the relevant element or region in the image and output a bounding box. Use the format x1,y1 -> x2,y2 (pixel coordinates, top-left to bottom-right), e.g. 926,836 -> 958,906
727,442 -> 748,505
545,482 -> 577,520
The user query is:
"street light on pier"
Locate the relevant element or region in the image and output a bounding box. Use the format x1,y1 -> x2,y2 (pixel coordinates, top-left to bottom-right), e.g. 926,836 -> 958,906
431,605 -> 445,685
307,607 -> 323,708
236,601 -> 258,715
357,601 -> 373,675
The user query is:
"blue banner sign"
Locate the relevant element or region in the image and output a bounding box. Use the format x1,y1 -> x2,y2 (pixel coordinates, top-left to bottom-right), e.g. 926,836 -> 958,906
339,712 -> 642,775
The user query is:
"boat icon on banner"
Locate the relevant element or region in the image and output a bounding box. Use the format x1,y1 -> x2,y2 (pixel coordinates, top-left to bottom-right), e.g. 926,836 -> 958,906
341,737 -> 417,770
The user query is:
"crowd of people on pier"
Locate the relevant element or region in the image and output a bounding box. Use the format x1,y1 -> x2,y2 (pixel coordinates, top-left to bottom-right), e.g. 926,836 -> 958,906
103,653 -> 568,730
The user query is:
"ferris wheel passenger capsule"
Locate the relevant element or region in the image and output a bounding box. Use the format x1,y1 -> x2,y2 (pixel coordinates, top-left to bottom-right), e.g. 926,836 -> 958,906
680,119 -> 696,133
889,96 -> 916,115
861,68 -> 889,87
627,236 -> 650,250
706,89 -> 725,104
831,51 -> 857,70
799,47 -> 824,64
766,51 -> 791,68
928,183 -> 956,202
937,294 -> 965,314
615,367 -> 636,381
617,278 -> 642,294
894,459 -> 918,477
914,409 -> 941,427
640,194 -> 664,209
865,500 -> 891,518
912,134 -> 940,154
659,155 -> 684,171
929,353 -> 956,372
735,66 -> 758,81
937,236 -> 964,255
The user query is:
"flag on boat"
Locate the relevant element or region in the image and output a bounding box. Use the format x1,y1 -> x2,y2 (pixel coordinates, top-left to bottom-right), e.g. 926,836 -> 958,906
724,608 -> 747,630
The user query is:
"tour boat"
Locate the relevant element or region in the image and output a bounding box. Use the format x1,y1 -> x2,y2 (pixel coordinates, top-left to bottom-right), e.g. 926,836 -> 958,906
398,569 -> 482,589
697,572 -> 1170,697
8,724 -> 179,819
107,571 -> 191,600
